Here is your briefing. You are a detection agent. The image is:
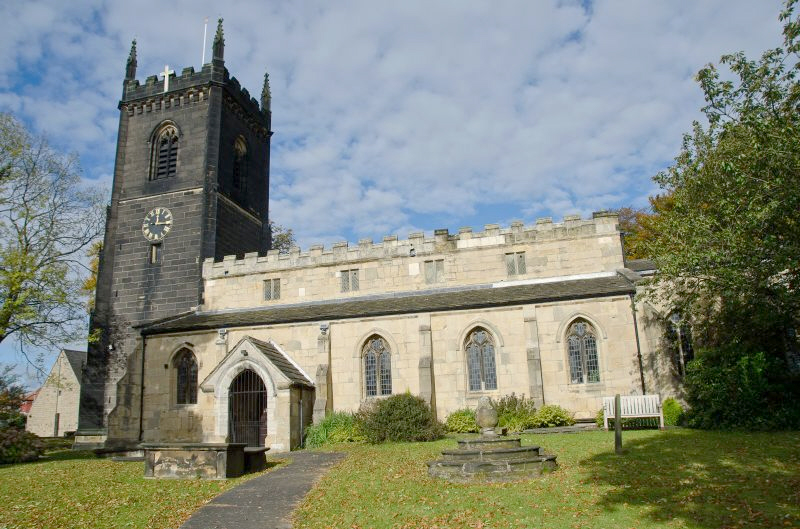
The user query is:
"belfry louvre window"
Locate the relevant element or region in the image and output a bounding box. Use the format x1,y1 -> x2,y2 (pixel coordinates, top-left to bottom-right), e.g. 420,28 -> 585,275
424,259 -> 444,284
152,125 -> 179,180
263,278 -> 280,301
567,320 -> 600,384
363,336 -> 392,397
174,349 -> 198,404
340,269 -> 359,292
505,252 -> 527,276
466,328 -> 497,391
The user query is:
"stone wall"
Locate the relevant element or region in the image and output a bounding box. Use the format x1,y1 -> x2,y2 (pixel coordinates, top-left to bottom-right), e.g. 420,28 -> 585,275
202,212 -> 624,310
26,352 -> 84,437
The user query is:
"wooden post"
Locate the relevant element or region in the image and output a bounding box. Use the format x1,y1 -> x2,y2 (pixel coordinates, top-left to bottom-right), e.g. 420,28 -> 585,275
614,393 -> 623,455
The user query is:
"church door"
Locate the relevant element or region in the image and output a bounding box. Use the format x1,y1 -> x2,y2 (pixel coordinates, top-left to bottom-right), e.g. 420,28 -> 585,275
228,369 -> 268,447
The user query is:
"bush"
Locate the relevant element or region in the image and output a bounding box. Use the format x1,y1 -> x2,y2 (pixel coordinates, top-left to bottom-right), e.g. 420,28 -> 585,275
492,393 -> 537,432
357,393 -> 445,443
445,408 -> 479,433
684,348 -> 800,430
0,427 -> 44,464
530,405 -> 575,428
304,412 -> 365,448
662,398 -> 685,427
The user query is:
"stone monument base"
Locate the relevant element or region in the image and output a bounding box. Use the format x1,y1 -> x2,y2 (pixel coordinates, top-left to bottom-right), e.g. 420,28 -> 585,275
142,443 -> 260,479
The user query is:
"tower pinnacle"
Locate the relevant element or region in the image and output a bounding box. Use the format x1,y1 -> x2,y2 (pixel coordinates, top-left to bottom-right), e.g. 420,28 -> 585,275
125,39 -> 137,80
261,72 -> 271,111
212,18 -> 224,62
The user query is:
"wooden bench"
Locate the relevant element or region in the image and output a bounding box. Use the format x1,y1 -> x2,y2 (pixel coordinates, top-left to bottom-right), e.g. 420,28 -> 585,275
603,394 -> 664,430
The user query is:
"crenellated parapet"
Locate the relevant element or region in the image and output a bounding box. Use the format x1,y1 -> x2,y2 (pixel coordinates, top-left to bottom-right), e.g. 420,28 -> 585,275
203,211 -> 620,279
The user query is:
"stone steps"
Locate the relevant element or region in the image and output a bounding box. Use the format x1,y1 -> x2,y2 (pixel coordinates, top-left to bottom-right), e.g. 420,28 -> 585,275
427,454 -> 557,482
440,445 -> 543,462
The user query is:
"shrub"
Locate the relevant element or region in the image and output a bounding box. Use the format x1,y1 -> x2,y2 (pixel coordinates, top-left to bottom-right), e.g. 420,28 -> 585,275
445,408 -> 479,433
684,348 -> 800,430
304,412 -> 365,448
0,427 -> 44,464
492,393 -> 537,432
662,398 -> 685,427
595,408 -> 605,428
530,405 -> 575,428
357,393 -> 445,443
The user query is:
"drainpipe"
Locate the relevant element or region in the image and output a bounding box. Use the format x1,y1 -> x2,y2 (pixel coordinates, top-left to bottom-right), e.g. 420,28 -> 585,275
139,335 -> 147,442
629,293 -> 647,394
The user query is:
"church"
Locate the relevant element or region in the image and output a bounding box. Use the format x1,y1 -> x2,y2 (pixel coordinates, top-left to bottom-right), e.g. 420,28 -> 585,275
75,23 -> 678,453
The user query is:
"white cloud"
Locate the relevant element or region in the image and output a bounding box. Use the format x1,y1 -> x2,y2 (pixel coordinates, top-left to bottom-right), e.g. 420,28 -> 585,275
0,0 -> 787,250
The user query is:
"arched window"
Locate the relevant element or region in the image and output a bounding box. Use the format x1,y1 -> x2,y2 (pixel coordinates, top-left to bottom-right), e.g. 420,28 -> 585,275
174,348 -> 197,404
363,336 -> 392,397
566,320 -> 600,384
232,136 -> 247,192
466,328 -> 497,391
151,124 -> 179,180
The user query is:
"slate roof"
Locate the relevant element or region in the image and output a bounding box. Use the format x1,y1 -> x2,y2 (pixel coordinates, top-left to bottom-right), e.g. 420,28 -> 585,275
61,349 -> 87,379
246,337 -> 314,387
626,259 -> 656,273
142,273 -> 636,336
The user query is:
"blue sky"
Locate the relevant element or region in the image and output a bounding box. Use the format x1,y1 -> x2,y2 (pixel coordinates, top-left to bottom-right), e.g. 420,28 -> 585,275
0,0 -> 787,384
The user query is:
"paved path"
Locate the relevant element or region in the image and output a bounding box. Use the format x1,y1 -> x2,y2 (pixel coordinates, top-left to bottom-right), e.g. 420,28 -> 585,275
179,451 -> 346,529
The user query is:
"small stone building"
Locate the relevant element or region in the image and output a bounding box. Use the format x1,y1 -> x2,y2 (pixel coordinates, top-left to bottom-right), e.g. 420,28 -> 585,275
27,349 -> 86,437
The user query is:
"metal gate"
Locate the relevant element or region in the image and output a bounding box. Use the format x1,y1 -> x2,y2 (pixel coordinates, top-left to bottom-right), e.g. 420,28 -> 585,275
228,369 -> 268,447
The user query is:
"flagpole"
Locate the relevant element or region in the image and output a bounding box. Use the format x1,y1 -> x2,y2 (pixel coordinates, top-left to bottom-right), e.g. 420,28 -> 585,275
202,17 -> 209,65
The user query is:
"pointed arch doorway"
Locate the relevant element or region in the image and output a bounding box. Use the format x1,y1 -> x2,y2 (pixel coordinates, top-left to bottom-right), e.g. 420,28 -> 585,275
228,369 -> 268,447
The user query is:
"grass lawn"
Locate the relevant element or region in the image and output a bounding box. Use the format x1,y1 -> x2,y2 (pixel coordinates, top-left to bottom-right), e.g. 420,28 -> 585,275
0,450 -> 278,529
294,429 -> 800,529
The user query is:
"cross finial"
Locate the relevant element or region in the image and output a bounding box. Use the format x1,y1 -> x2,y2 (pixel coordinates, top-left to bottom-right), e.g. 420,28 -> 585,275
160,65 -> 175,93
125,39 -> 137,80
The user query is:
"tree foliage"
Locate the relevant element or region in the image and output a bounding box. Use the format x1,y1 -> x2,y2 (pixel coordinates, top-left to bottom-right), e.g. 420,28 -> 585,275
0,365 -> 26,428
268,220 -> 296,254
617,194 -> 674,260
642,1 -> 800,367
0,113 -> 105,351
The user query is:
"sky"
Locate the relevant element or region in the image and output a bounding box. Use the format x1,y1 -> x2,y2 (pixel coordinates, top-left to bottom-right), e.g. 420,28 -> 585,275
0,0 -> 788,383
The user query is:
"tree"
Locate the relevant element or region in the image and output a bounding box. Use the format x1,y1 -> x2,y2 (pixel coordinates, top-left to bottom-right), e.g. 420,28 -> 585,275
268,220 -> 296,254
0,113 -> 105,354
617,194 -> 674,260
643,1 -> 800,366
0,365 -> 26,428
81,241 -> 103,313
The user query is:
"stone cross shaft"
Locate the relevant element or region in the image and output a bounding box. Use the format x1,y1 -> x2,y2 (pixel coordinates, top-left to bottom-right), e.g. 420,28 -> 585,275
160,65 -> 175,93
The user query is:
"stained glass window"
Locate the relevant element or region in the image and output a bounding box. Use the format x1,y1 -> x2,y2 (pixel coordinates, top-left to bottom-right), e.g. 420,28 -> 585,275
174,348 -> 198,404
363,336 -> 391,397
566,320 -> 600,384
466,328 -> 497,391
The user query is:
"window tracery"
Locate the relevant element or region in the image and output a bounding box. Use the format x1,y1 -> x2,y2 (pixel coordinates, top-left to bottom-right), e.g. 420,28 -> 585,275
363,336 -> 392,397
174,348 -> 198,404
151,124 -> 179,180
566,320 -> 600,384
466,328 -> 497,391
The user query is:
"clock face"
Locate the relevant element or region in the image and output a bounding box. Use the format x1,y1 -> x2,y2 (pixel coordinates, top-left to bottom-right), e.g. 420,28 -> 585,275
142,207 -> 173,241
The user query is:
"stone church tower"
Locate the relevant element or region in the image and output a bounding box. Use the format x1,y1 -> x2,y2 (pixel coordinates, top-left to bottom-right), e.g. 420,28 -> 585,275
76,21 -> 273,448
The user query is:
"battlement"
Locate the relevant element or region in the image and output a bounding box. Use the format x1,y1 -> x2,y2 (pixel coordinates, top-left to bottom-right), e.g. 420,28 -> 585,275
203,211 -> 620,279
122,64 -> 268,122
